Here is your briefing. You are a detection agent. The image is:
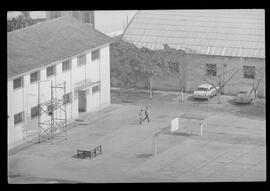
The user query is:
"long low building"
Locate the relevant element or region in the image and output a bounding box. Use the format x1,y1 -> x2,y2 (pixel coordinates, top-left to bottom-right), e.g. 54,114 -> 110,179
122,10 -> 265,97
7,16 -> 112,148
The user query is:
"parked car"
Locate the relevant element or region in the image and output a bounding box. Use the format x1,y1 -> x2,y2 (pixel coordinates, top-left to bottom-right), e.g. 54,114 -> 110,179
193,84 -> 219,100
234,86 -> 255,104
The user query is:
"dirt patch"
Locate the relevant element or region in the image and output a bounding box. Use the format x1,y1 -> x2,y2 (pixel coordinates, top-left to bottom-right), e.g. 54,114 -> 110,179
111,89 -> 160,104
9,174 -> 22,178
137,153 -> 153,158
156,115 -> 171,119
157,94 -> 178,101
226,99 -> 265,119
92,132 -> 107,136
103,107 -> 119,114
162,131 -> 192,137
235,126 -> 248,129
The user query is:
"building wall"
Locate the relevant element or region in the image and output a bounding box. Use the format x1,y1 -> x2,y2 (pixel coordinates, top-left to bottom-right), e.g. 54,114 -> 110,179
7,44 -> 110,149
100,46 -> 111,105
185,54 -> 265,97
147,53 -> 265,98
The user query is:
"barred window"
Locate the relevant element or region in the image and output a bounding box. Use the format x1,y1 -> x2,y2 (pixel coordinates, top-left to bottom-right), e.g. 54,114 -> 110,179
30,71 -> 40,83
47,104 -> 55,115
92,84 -> 100,94
206,64 -> 217,76
31,105 -> 40,119
47,65 -> 56,77
243,66 -> 255,79
168,61 -> 179,73
77,54 -> 86,67
91,49 -> 100,61
63,92 -> 72,104
13,77 -> 23,90
62,60 -> 71,72
14,112 -> 24,125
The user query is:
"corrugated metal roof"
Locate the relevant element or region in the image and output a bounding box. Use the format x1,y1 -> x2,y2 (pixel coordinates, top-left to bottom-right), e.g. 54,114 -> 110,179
123,10 -> 265,58
8,16 -> 112,79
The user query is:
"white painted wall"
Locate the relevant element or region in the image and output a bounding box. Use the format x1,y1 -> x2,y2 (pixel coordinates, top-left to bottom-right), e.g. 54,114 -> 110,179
100,46 -> 111,105
8,44 -> 111,149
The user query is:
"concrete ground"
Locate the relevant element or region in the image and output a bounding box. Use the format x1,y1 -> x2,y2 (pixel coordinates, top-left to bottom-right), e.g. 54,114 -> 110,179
8,89 -> 266,183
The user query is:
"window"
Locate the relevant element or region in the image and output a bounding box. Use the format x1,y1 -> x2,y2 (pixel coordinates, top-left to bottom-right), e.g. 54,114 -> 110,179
243,66 -> 255,79
91,49 -> 100,61
63,92 -> 72,104
30,71 -> 40,83
14,112 -> 24,125
84,12 -> 90,23
92,84 -> 100,94
206,64 -> 217,76
13,77 -> 24,90
168,61 -> 179,73
31,105 -> 40,119
47,104 -> 54,115
47,65 -> 56,78
62,60 -> 71,72
77,54 -> 86,67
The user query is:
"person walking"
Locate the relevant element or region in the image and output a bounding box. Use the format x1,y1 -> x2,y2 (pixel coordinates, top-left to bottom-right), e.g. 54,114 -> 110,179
138,109 -> 144,125
143,106 -> 150,122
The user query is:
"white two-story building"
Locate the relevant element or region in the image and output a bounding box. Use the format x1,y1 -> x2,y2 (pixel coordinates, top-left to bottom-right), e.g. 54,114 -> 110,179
7,16 -> 112,149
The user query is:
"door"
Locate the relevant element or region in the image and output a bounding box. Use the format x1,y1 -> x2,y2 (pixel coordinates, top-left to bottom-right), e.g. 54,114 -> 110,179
78,90 -> 87,113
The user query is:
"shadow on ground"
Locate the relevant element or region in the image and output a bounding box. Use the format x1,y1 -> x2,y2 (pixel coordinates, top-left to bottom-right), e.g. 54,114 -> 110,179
227,99 -> 265,119
187,95 -> 209,102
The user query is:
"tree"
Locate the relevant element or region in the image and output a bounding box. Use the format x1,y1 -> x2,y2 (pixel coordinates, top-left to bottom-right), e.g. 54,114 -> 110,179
110,40 -> 141,95
138,47 -> 162,99
160,44 -> 187,102
195,63 -> 240,104
110,39 -> 163,99
242,67 -> 265,100
251,69 -> 264,99
7,11 -> 36,32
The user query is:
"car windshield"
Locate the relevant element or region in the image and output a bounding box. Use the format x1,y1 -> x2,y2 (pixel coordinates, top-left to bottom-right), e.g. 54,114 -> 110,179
197,87 -> 208,91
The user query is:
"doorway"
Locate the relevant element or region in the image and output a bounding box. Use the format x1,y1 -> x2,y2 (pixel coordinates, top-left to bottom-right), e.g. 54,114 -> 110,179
78,90 -> 87,113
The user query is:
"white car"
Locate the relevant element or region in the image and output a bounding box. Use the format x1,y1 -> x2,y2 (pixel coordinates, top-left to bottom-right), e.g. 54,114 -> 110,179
193,84 -> 219,100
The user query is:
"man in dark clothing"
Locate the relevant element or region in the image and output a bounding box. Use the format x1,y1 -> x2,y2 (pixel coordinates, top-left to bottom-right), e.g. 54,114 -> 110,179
139,109 -> 144,124
143,107 -> 150,122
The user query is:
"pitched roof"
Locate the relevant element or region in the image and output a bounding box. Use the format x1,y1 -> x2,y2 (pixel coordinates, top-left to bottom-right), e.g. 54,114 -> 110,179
122,10 -> 265,58
8,16 -> 112,79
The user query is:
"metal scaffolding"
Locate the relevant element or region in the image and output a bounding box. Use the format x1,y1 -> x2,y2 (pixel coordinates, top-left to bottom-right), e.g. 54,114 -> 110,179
37,80 -> 67,144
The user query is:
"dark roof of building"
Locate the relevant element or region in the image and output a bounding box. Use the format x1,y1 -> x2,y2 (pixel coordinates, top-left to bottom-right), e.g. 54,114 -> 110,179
8,16 -> 112,79
122,10 -> 265,58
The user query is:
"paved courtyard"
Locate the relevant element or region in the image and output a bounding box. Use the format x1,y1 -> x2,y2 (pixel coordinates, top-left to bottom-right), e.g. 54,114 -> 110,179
8,90 -> 266,183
